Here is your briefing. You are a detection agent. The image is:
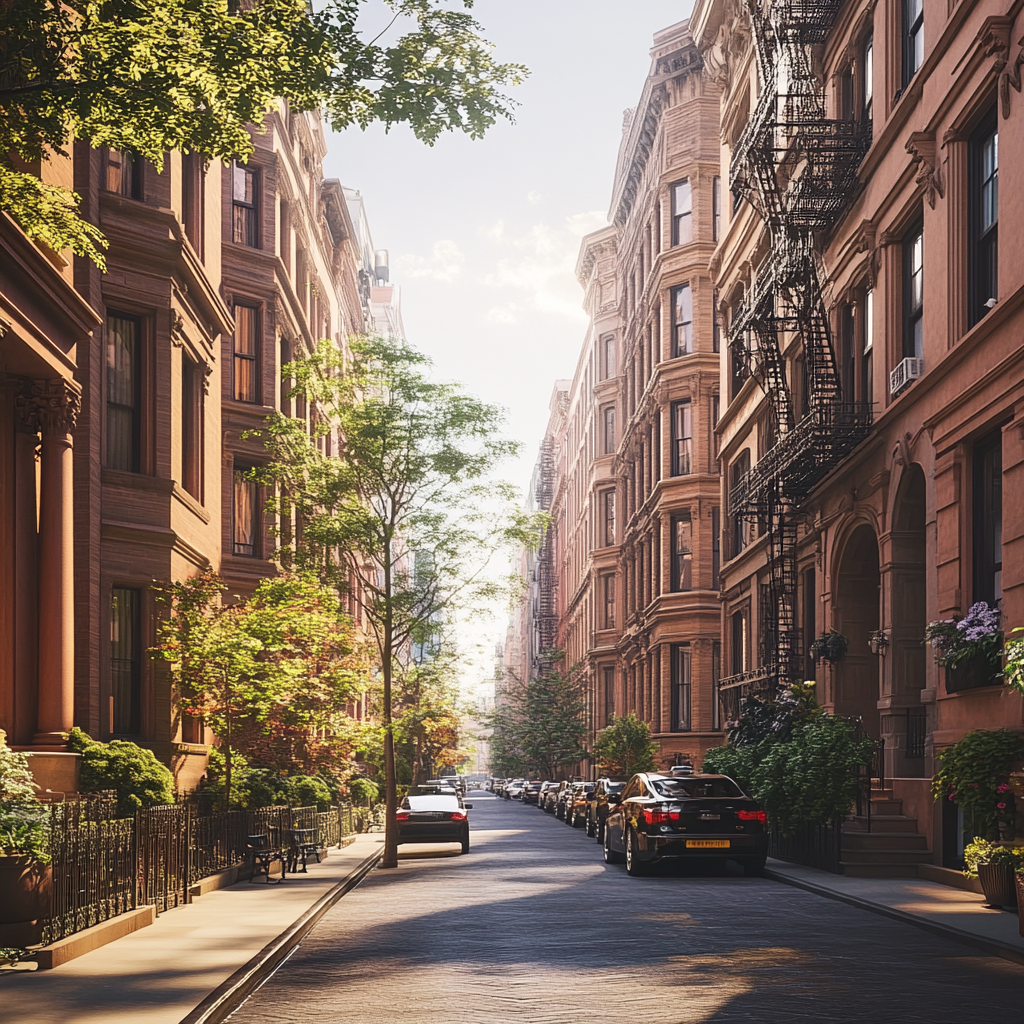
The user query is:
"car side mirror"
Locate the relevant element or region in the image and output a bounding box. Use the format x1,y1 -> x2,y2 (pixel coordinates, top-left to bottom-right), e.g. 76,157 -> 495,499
464,803 -> 473,809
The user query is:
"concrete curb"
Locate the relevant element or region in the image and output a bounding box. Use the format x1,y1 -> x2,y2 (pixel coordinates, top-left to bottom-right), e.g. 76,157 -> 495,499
764,867 -> 1024,969
178,845 -> 382,1024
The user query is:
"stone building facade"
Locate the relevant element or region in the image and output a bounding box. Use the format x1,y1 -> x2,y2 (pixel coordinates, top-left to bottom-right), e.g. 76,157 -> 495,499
691,0 -> 1024,864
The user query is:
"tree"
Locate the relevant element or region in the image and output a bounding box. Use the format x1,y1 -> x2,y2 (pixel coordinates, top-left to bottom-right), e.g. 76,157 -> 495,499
488,662 -> 589,780
152,569 -> 365,806
255,335 -> 544,867
0,0 -> 527,263
591,713 -> 659,778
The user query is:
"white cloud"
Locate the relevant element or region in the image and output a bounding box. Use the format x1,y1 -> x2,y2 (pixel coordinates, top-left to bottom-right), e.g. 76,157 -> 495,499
395,239 -> 465,283
485,305 -> 519,324
526,190 -> 546,205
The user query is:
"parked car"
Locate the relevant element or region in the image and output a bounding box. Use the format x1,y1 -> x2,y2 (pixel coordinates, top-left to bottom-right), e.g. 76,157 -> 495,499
586,778 -> 626,841
396,793 -> 473,854
541,781 -> 566,814
536,781 -> 559,810
602,772 -> 768,877
567,782 -> 595,827
521,781 -> 544,805
555,782 -> 576,820
505,779 -> 527,800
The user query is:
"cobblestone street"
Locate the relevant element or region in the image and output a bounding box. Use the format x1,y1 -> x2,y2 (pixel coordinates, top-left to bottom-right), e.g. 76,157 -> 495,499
229,795 -> 1023,1023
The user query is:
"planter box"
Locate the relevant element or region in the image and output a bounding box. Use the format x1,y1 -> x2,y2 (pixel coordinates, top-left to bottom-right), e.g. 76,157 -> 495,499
945,653 -> 1002,694
0,856 -> 51,946
977,861 -> 1018,909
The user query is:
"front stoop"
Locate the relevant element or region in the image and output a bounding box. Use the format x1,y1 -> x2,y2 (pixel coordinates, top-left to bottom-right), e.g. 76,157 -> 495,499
841,789 -> 933,878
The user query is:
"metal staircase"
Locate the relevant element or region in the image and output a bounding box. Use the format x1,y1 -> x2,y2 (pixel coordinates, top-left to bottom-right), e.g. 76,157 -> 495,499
720,0 -> 872,710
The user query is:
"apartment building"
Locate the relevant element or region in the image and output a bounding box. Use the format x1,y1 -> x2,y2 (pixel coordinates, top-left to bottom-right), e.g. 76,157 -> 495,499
691,0 -> 1024,864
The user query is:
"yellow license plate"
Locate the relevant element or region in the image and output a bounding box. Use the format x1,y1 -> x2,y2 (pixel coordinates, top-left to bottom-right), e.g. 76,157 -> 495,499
686,839 -> 730,849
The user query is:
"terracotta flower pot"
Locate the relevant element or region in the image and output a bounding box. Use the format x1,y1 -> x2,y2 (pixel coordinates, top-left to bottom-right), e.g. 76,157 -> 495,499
977,860 -> 1017,909
0,855 -> 52,946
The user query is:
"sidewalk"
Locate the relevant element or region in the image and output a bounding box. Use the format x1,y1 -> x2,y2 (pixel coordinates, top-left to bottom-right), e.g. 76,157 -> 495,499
0,834 -> 384,1024
765,858 -> 1024,966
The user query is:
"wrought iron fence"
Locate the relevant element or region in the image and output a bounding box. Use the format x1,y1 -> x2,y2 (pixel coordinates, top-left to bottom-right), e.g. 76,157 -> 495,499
137,805 -> 190,913
768,820 -> 842,874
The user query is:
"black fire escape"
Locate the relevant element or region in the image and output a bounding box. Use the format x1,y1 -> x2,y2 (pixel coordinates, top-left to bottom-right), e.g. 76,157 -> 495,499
532,437 -> 559,675
719,1 -> 872,708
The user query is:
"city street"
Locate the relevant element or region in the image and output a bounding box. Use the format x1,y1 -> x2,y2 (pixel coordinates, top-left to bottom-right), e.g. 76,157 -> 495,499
229,794 -> 1023,1024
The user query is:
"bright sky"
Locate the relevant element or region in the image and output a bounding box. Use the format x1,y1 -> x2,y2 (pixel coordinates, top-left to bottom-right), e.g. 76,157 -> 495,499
322,1 -> 695,685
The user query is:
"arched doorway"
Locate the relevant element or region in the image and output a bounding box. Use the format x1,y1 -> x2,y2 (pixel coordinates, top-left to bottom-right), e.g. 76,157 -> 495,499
889,465 -> 927,777
834,525 -> 880,738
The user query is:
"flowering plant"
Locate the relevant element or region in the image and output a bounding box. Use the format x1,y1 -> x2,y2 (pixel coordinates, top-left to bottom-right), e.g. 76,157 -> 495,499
1002,627 -> 1024,695
962,838 -> 1024,878
924,601 -> 1002,669
809,630 -> 848,663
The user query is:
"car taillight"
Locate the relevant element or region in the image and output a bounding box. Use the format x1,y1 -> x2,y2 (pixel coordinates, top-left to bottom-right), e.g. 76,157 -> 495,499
396,812 -> 410,821
737,809 -> 767,824
449,812 -> 467,821
642,807 -> 679,825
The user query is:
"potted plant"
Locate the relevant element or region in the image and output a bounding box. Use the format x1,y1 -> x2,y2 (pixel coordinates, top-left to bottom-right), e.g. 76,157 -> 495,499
810,630 -> 848,664
925,602 -> 1002,693
963,838 -> 1022,909
0,734 -> 52,947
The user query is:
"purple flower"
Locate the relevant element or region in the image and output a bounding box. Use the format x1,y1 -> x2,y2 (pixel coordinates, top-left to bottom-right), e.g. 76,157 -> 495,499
955,602 -> 1000,641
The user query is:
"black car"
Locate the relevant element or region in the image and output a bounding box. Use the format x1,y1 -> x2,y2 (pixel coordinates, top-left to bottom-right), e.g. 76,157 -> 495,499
554,782 -> 574,820
396,794 -> 472,853
567,782 -> 595,827
603,772 -> 768,876
586,778 -> 625,840
521,781 -> 544,805
536,781 -> 559,809
541,781 -> 566,814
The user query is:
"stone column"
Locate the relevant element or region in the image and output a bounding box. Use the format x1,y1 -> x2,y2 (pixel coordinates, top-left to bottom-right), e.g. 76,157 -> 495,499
33,379 -> 79,745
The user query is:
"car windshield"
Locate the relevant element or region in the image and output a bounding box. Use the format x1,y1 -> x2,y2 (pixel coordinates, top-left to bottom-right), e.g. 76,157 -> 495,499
403,796 -> 461,811
604,782 -> 624,794
649,777 -> 744,799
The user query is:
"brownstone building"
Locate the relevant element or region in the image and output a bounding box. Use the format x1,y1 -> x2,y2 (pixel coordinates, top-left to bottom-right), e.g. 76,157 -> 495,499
692,0 -> 1024,867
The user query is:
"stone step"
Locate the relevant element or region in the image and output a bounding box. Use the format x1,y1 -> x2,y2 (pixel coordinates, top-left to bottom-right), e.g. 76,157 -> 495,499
842,831 -> 930,852
841,847 -> 932,865
841,861 -> 922,879
845,814 -> 919,833
868,798 -> 903,815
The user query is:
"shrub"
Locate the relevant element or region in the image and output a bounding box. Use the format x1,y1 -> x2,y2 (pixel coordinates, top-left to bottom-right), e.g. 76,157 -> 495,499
285,775 -> 333,810
0,734 -> 49,863
348,778 -> 379,805
962,837 -> 1024,877
68,727 -> 175,815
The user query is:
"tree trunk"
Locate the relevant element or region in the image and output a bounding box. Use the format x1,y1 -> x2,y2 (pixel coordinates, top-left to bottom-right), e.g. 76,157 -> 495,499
224,670 -> 233,809
381,570 -> 398,869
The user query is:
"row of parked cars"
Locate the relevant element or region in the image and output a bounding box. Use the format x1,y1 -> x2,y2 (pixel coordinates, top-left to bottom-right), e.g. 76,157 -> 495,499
492,769 -> 768,877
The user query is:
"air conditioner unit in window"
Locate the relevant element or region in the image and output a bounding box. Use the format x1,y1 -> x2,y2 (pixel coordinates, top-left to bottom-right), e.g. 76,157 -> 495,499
889,357 -> 924,397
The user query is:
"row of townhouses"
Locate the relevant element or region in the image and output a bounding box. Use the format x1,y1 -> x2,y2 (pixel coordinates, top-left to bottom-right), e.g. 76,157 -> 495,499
507,2 -> 1024,870
0,103 -> 401,792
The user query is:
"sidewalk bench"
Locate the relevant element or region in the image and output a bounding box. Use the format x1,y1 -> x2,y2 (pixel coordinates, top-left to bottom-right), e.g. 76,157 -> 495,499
288,828 -> 321,873
246,833 -> 285,883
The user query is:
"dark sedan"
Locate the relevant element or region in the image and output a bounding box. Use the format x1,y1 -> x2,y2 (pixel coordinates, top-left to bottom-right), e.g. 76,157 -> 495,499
521,781 -> 544,805
396,794 -> 472,854
567,782 -> 595,827
603,773 -> 767,876
585,778 -> 625,840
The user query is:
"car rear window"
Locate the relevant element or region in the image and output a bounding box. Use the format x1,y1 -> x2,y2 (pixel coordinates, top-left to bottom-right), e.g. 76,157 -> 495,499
404,796 -> 461,811
605,782 -> 624,793
649,777 -> 744,799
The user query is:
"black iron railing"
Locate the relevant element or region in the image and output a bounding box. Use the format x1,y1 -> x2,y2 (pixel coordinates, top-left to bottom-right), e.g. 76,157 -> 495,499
768,820 -> 843,874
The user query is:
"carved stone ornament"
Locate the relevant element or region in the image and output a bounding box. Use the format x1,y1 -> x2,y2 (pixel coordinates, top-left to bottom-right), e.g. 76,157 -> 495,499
31,379 -> 80,437
906,132 -> 944,209
170,309 -> 186,348
852,219 -> 880,287
1000,33 -> 1024,118
201,361 -> 213,395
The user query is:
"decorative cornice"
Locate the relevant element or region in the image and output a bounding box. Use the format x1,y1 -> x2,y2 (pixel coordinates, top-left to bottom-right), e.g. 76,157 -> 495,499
906,132 -> 944,209
31,378 -> 80,437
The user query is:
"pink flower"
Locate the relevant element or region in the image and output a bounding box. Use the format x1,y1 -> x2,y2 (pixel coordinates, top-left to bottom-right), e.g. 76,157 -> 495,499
997,802 -> 1007,810
997,784 -> 1010,793
948,794 -> 956,801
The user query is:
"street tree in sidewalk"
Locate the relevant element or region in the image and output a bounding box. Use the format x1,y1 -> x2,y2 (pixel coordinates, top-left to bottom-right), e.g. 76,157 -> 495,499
591,713 -> 659,778
153,570 -> 366,806
254,336 -> 544,868
0,0 -> 527,264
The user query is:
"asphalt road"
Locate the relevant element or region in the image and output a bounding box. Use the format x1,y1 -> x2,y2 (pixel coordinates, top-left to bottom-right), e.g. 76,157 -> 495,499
229,792 -> 1023,1023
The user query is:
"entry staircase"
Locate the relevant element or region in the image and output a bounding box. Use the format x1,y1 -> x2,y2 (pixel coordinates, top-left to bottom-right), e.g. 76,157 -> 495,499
842,786 -> 932,878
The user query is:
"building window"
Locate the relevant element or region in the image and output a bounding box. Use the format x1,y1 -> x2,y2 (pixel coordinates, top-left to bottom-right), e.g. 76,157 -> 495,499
106,150 -> 142,199
802,567 -> 816,681
110,588 -> 141,735
712,291 -> 721,353
233,304 -> 260,403
671,511 -> 693,592
711,506 -> 721,590
672,284 -> 693,357
232,162 -> 259,247
862,35 -> 874,124
601,489 -> 616,547
712,176 -> 722,241
601,573 -> 616,629
671,179 -> 692,246
902,0 -> 924,90
182,152 -> 205,257
600,333 -> 616,380
671,644 -> 691,732
602,405 -> 616,455
730,450 -> 750,556
106,313 -> 141,472
711,641 -> 722,731
671,400 -> 693,476
840,303 -> 856,402
969,109 -> 998,328
731,607 -> 749,676
903,221 -> 924,360
233,470 -> 260,557
181,355 -> 204,501
841,66 -> 855,121
862,289 -> 874,404
973,432 -> 1003,605
603,664 -> 615,722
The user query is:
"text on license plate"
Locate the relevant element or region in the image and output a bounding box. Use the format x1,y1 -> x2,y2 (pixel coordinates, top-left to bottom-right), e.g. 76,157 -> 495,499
686,839 -> 730,849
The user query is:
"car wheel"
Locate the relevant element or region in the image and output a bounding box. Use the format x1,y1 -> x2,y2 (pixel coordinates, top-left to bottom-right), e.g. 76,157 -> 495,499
625,827 -> 648,877
555,805 -> 564,820
596,819 -> 605,844
603,822 -> 625,865
461,831 -> 470,855
742,857 -> 766,877
585,814 -> 595,838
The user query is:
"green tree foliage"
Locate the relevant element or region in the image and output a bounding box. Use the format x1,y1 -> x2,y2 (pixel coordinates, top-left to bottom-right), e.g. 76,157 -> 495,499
932,729 -> 1024,842
255,336 -> 545,867
703,687 -> 874,835
0,0 -> 527,263
591,713 -> 659,778
153,569 -> 366,807
488,662 -> 588,780
0,733 -> 49,863
68,727 -> 175,815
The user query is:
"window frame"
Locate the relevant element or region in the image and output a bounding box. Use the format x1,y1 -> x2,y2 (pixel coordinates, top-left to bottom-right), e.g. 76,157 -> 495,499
601,573 -> 617,630
105,311 -> 142,473
232,468 -> 261,558
600,333 -> 616,380
972,431 -> 1003,606
670,510 -> 693,592
670,644 -> 692,732
181,354 -> 204,501
902,220 -> 924,361
671,283 -> 693,357
902,0 -> 924,91
232,161 -> 260,248
670,400 -> 693,477
601,488 -> 616,547
601,404 -> 616,456
106,149 -> 143,200
670,179 -> 693,246
730,450 -> 751,556
233,303 -> 261,404
110,586 -> 142,737
968,107 -> 999,329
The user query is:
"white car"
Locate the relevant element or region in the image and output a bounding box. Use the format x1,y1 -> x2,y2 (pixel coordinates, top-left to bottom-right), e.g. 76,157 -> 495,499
505,779 -> 526,800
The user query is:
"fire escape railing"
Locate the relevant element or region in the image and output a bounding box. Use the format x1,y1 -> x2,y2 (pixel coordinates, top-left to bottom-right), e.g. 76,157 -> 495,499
718,0 -> 872,710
